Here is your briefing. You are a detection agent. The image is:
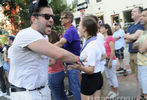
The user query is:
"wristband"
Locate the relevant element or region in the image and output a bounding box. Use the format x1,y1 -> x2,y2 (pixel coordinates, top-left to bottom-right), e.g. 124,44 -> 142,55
79,56 -> 82,62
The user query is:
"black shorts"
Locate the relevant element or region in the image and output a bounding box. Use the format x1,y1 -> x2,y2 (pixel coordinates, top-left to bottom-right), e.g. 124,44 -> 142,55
115,47 -> 124,59
81,72 -> 103,95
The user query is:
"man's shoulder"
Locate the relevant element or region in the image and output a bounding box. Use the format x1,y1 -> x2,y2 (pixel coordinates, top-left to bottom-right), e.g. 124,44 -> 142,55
67,26 -> 77,31
18,27 -> 32,34
66,26 -> 78,35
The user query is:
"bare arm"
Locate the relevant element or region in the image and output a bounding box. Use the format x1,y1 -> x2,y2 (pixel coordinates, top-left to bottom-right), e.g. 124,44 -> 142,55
54,38 -> 67,47
101,54 -> 106,61
132,39 -> 139,50
69,63 -> 94,74
28,39 -> 79,63
124,30 -> 143,42
108,41 -> 115,68
78,65 -> 94,74
138,38 -> 147,54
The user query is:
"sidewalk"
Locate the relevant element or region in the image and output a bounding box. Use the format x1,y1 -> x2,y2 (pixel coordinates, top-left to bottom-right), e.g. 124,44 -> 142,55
116,45 -> 138,97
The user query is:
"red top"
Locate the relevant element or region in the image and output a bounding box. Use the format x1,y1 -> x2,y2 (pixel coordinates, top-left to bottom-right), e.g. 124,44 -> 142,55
104,36 -> 116,60
48,60 -> 64,73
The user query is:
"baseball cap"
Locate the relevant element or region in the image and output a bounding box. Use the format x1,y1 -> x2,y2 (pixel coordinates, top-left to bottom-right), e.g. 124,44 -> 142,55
29,0 -> 48,17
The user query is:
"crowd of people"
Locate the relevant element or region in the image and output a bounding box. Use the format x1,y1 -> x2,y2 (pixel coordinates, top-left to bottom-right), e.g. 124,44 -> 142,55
0,0 -> 147,100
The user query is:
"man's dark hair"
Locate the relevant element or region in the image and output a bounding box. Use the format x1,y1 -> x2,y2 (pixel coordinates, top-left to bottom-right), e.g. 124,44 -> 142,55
87,15 -> 98,23
48,31 -> 60,44
135,7 -> 143,13
143,8 -> 147,11
29,0 -> 51,17
100,24 -> 113,36
61,11 -> 74,23
87,15 -> 100,29
82,16 -> 98,36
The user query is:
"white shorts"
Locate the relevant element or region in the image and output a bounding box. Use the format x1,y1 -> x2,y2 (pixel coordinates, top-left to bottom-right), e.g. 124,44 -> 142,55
138,66 -> 147,94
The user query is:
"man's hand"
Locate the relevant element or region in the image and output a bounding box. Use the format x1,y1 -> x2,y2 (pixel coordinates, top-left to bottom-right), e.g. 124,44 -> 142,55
68,62 -> 83,70
124,33 -> 129,39
80,56 -> 87,63
132,41 -> 139,50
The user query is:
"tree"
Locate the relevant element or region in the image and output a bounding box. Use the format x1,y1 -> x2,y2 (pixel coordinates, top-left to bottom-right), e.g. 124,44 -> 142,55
1,0 -> 76,34
1,0 -> 32,35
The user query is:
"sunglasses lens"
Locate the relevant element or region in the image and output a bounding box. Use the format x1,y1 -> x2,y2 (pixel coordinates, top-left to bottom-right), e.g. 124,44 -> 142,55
44,14 -> 55,20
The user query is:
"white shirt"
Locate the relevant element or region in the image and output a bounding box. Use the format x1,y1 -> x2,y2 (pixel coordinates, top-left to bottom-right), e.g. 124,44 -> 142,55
8,27 -> 49,90
80,39 -> 103,73
97,33 -> 106,73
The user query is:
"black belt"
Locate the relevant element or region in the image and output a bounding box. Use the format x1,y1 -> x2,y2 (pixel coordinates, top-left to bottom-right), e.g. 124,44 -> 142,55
11,85 -> 45,92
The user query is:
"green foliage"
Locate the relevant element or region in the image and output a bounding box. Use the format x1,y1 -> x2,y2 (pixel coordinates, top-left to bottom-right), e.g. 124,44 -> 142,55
1,0 -> 76,34
1,0 -> 32,34
15,0 -> 32,28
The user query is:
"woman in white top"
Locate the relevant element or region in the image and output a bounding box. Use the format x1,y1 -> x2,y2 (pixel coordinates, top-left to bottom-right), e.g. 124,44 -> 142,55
69,16 -> 103,100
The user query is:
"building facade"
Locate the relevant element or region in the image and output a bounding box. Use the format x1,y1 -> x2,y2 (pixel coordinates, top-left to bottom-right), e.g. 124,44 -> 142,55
73,0 -> 147,31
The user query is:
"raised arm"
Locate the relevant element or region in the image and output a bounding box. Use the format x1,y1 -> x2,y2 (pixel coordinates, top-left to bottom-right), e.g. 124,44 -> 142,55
54,38 -> 67,47
28,39 -> 79,63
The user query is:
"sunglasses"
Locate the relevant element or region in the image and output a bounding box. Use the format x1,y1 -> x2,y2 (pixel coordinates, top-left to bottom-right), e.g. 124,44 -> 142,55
34,14 -> 55,20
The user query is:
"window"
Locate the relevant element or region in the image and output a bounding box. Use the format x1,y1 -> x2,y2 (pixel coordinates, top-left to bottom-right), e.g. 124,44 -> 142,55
85,0 -> 90,4
96,0 -> 102,3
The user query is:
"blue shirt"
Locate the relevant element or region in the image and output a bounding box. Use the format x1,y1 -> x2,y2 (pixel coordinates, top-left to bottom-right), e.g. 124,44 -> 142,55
63,25 -> 81,56
113,29 -> 125,50
127,22 -> 144,53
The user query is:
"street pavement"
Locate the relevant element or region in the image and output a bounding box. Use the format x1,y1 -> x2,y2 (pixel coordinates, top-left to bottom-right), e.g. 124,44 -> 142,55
0,46 -> 139,99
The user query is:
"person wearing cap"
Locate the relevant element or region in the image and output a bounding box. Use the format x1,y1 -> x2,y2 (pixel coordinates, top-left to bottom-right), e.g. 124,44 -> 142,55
8,0 -> 85,100
112,23 -> 128,76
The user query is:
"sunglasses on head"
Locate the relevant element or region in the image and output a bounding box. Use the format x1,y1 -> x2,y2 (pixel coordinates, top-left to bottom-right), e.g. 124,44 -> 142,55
34,13 -> 55,20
